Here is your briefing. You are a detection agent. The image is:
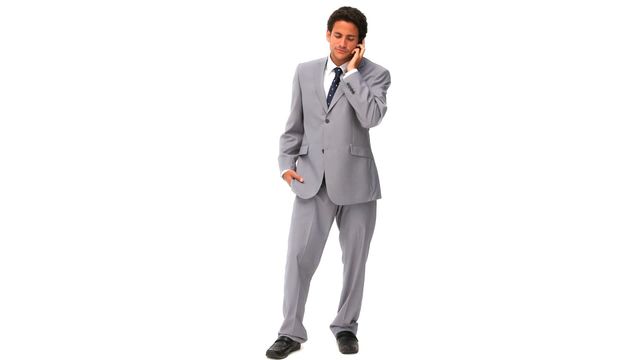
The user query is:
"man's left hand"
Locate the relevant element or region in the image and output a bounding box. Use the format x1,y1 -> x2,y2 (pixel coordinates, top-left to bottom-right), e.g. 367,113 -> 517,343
347,40 -> 365,72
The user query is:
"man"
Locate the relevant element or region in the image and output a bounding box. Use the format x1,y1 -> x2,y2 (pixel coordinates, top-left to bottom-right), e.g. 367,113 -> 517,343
266,6 -> 391,359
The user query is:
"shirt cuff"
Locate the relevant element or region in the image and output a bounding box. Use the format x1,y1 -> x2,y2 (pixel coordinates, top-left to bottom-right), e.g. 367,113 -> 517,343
343,69 -> 358,78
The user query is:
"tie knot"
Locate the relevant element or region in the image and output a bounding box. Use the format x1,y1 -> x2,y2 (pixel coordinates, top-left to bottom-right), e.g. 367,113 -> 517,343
334,67 -> 343,76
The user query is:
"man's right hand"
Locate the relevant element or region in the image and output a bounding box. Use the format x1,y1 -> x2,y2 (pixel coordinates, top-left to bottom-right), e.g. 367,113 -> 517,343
282,170 -> 304,186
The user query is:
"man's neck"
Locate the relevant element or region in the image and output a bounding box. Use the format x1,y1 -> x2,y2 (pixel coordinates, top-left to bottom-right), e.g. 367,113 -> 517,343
329,53 -> 348,67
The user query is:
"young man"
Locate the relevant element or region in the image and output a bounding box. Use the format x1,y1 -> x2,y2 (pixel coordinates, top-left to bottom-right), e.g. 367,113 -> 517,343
266,6 -> 391,359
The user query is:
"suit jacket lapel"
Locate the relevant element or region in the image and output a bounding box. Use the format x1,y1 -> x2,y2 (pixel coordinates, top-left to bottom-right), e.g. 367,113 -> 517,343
327,84 -> 344,113
315,58 -> 328,113
314,57 -> 368,114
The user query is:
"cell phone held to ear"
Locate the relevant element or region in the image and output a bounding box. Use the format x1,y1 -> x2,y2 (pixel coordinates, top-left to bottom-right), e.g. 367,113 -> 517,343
349,43 -> 363,60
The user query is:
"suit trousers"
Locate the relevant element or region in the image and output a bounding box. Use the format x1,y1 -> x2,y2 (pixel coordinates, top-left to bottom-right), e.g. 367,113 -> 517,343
278,176 -> 377,343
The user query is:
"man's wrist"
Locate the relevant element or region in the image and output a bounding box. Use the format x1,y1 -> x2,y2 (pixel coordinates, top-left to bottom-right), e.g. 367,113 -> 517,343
344,68 -> 358,78
281,169 -> 293,178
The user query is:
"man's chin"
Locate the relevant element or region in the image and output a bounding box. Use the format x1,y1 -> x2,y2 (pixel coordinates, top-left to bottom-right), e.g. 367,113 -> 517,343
332,52 -> 348,62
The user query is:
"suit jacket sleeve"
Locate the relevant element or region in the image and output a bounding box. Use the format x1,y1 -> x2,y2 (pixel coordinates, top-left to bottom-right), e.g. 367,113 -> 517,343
278,64 -> 304,174
342,68 -> 391,129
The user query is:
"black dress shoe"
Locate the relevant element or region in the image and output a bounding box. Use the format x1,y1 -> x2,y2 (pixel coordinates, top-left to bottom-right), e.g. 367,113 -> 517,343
266,335 -> 301,359
336,331 -> 359,354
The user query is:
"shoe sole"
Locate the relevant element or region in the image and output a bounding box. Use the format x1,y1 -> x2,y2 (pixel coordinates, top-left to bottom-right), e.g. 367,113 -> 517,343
266,343 -> 301,359
339,347 -> 359,355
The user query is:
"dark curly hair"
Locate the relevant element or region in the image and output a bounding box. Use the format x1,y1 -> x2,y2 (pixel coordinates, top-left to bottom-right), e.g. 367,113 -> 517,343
327,6 -> 368,44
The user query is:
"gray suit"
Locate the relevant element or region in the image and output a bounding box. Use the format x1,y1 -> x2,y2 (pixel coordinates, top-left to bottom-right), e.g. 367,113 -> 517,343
276,56 -> 391,343
278,57 -> 391,205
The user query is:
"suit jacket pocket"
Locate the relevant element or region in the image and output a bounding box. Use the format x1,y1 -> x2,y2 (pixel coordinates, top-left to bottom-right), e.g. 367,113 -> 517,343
349,144 -> 374,159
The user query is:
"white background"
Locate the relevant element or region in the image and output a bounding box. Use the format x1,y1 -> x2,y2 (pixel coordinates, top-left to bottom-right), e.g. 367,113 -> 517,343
1,0 -> 639,359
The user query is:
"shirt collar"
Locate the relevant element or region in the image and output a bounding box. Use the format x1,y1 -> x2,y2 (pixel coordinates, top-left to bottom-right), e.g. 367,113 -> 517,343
326,54 -> 348,74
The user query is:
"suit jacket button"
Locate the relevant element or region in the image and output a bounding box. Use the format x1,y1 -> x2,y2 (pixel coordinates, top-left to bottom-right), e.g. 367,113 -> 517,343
322,149 -> 325,153
325,119 -> 330,123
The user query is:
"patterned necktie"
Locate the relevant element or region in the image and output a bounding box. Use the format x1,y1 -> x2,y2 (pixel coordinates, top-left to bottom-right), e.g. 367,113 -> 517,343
326,67 -> 343,107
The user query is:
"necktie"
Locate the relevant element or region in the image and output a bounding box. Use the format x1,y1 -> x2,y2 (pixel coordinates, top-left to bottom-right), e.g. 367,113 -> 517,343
327,67 -> 343,107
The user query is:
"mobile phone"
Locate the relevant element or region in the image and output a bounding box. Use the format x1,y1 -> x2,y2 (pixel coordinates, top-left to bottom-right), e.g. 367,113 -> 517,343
348,42 -> 363,60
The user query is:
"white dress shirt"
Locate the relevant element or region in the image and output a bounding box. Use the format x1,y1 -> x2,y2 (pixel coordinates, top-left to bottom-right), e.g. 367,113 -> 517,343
281,55 -> 359,178
324,55 -> 358,96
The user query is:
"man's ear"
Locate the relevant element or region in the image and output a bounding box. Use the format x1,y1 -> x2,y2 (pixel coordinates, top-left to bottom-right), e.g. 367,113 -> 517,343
326,30 -> 331,42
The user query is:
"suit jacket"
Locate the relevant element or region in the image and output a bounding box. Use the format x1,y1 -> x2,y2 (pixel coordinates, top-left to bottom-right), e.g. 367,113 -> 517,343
278,56 -> 391,205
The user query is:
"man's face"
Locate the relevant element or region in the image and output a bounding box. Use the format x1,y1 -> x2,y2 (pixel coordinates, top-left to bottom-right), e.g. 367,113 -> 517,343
326,20 -> 360,65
